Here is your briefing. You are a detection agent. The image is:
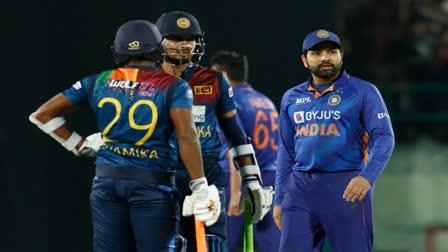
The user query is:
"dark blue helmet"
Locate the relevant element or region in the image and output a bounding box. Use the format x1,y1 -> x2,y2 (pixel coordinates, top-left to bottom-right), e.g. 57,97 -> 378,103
155,11 -> 205,64
112,20 -> 164,65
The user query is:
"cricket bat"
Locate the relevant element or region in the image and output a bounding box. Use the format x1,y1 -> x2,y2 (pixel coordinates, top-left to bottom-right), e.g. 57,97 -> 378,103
194,216 -> 208,252
244,201 -> 254,252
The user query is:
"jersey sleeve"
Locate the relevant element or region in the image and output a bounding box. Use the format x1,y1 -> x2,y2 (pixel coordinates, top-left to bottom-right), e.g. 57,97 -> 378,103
274,89 -> 296,206
358,84 -> 395,184
218,74 -> 237,114
234,97 -> 251,134
170,80 -> 193,109
62,75 -> 94,105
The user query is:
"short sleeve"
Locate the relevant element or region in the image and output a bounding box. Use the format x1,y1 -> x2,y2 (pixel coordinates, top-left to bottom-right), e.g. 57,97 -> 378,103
62,75 -> 93,105
170,81 -> 193,109
218,74 -> 237,114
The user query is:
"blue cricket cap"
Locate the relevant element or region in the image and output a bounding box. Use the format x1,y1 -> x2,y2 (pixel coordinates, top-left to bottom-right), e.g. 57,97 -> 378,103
302,29 -> 341,53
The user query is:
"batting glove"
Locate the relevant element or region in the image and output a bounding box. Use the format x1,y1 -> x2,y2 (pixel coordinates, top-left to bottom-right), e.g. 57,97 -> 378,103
77,132 -> 104,157
239,165 -> 274,223
182,177 -> 221,226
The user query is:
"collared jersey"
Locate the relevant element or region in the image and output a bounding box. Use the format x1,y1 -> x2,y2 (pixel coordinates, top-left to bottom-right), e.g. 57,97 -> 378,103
274,71 -> 394,205
181,64 -> 237,156
62,65 -> 193,173
217,84 -> 279,173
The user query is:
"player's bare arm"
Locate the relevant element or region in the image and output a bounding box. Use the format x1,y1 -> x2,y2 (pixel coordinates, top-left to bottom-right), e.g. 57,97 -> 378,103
227,156 -> 243,216
171,107 -> 221,226
31,93 -> 82,145
170,107 -> 204,179
218,109 -> 273,223
30,93 -> 103,157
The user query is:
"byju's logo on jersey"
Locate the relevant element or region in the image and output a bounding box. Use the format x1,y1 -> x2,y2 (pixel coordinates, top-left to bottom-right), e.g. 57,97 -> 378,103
293,110 -> 341,124
194,86 -> 212,95
296,97 -> 312,105
293,111 -> 304,124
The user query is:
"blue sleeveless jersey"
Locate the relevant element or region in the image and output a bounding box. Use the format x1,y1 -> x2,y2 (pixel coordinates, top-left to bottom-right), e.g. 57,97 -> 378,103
62,65 -> 193,173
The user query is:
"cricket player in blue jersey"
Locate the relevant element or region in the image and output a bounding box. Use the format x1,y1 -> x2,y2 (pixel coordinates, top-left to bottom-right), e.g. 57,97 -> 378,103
273,29 -> 395,252
156,11 -> 274,252
211,50 -> 281,252
29,20 -> 221,252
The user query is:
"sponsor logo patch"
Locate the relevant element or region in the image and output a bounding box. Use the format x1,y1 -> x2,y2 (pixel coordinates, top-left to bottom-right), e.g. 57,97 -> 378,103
192,105 -> 206,122
293,111 -> 304,124
108,79 -> 140,89
73,81 -> 82,90
128,41 -> 140,50
194,85 -> 212,95
296,97 -> 312,104
377,112 -> 389,119
228,87 -> 233,97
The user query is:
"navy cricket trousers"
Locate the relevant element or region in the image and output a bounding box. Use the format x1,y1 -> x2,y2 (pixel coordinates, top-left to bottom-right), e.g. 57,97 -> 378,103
90,177 -> 180,252
280,170 -> 374,252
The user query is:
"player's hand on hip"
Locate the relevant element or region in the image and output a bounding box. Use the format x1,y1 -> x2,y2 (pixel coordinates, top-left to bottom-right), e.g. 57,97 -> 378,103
78,132 -> 104,157
227,191 -> 243,216
273,205 -> 282,230
240,179 -> 274,223
182,177 -> 221,226
343,176 -> 372,202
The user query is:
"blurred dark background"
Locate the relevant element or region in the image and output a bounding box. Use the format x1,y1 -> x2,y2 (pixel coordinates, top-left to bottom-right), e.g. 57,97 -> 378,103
4,0 -> 448,251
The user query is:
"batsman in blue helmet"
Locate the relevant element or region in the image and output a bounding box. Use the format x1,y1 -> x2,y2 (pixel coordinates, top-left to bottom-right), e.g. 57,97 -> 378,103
29,20 -> 221,252
155,11 -> 274,252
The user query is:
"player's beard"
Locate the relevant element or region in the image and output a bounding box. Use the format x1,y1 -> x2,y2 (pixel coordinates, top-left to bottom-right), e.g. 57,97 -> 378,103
308,60 -> 343,79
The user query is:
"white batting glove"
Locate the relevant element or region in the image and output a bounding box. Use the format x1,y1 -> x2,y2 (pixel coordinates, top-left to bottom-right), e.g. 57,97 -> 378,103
239,166 -> 274,223
77,132 -> 104,157
182,177 -> 221,226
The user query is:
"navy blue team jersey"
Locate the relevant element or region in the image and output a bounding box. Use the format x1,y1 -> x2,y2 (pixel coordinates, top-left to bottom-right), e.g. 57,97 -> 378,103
181,64 -> 237,156
217,84 -> 279,173
62,65 -> 193,173
275,71 -> 394,205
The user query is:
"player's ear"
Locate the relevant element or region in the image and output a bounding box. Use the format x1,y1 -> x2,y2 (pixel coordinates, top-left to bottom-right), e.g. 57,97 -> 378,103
300,54 -> 308,68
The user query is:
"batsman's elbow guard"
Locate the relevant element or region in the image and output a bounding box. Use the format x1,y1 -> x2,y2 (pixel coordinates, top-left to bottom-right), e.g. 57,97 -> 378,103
182,181 -> 221,226
229,142 -> 263,185
29,112 -> 82,156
